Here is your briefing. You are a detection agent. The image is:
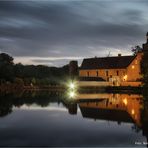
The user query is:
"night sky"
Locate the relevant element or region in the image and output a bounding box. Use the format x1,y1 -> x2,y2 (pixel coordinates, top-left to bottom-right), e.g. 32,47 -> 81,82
0,0 -> 148,66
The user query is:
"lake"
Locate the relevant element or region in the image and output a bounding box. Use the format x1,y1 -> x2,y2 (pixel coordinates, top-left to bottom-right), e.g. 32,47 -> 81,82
0,90 -> 148,147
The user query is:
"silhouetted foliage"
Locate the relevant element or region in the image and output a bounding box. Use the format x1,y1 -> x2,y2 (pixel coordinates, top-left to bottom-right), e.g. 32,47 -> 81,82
0,90 -> 75,117
0,52 -> 69,85
131,45 -> 142,55
0,53 -> 14,81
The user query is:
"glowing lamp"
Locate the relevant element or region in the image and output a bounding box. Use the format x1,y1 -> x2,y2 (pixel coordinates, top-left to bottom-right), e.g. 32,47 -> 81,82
69,91 -> 76,98
131,109 -> 135,115
123,75 -> 127,81
123,98 -> 127,105
132,65 -> 135,69
69,82 -> 75,89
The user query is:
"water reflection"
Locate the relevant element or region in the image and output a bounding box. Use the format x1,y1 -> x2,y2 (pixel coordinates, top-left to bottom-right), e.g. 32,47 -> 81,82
0,90 -> 148,146
77,93 -> 143,127
77,93 -> 148,147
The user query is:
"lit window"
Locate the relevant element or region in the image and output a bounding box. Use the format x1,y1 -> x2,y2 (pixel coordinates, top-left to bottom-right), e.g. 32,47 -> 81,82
135,59 -> 138,64
132,65 -> 135,69
131,109 -> 135,115
123,75 -> 127,81
123,98 -> 127,105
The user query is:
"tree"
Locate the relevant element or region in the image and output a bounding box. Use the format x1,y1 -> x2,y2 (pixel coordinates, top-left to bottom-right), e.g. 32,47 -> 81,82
0,53 -> 13,64
131,45 -> 142,55
0,53 -> 14,81
14,78 -> 24,87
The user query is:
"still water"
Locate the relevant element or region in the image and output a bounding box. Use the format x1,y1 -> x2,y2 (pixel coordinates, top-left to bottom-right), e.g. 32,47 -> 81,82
0,90 -> 148,147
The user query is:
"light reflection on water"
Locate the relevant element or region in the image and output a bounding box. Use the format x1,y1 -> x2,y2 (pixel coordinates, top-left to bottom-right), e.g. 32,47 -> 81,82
0,91 -> 148,147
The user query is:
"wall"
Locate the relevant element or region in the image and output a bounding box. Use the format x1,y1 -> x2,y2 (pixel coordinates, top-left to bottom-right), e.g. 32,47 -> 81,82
79,81 -> 111,87
79,69 -> 126,81
126,52 -> 143,81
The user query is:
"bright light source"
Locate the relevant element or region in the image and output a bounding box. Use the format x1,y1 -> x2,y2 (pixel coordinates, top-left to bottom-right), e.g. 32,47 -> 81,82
131,109 -> 135,115
66,80 -> 78,99
123,98 -> 127,105
123,75 -> 127,81
69,82 -> 75,89
69,91 -> 76,98
132,65 -> 135,69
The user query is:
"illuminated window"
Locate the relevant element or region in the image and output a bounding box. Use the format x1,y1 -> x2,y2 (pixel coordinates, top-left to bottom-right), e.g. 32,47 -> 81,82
123,98 -> 127,105
131,109 -> 135,115
123,75 -> 127,81
135,59 -> 138,64
132,65 -> 135,69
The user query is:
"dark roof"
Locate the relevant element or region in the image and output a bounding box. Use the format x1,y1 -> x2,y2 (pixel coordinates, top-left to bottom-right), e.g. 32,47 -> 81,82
80,107 -> 134,123
79,77 -> 105,81
80,55 -> 136,70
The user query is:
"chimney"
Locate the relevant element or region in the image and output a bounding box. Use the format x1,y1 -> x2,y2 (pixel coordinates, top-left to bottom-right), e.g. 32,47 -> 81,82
118,54 -> 121,57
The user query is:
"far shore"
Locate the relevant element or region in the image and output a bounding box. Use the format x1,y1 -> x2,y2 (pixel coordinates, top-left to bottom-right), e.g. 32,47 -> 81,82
0,83 -> 143,94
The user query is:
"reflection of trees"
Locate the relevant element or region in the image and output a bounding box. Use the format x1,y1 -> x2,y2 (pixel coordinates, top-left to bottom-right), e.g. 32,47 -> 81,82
0,94 -> 13,117
0,91 -> 73,117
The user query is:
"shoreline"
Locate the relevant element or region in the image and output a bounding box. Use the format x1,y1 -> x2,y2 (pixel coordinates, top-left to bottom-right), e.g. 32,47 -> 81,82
0,84 -> 143,94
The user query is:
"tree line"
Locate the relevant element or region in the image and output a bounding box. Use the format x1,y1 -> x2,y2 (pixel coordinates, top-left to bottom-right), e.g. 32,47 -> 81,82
0,53 -> 69,86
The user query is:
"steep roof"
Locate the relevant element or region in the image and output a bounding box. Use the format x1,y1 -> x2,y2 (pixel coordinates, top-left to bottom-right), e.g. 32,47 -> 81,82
80,55 -> 136,70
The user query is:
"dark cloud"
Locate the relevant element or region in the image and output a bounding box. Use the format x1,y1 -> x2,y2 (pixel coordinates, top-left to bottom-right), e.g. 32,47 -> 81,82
0,0 -> 148,66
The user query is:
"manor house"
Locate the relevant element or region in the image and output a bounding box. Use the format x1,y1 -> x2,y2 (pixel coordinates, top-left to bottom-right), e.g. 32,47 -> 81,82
79,33 -> 148,86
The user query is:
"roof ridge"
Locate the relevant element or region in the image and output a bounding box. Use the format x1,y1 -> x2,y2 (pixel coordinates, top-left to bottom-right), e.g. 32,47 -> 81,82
84,55 -> 135,60
80,55 -> 136,69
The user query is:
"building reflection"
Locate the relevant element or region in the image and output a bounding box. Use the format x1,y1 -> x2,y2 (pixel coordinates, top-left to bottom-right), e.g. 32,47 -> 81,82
77,93 -> 148,145
77,93 -> 143,127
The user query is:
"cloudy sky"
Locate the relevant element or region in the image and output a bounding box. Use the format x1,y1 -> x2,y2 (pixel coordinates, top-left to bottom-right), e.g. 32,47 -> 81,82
0,0 -> 148,67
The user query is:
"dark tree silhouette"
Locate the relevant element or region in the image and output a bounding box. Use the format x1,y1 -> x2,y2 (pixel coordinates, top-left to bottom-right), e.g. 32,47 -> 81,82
0,53 -> 14,81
